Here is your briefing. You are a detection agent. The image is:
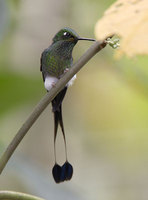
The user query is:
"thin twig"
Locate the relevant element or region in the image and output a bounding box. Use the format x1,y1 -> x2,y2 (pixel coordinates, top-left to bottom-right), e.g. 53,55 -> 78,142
0,40 -> 107,174
0,191 -> 45,200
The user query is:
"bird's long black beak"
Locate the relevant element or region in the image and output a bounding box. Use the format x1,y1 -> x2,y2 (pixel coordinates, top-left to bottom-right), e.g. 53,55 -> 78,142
78,37 -> 96,41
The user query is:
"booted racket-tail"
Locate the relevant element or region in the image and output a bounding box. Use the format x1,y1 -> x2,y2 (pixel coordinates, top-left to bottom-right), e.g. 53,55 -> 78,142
40,27 -> 95,183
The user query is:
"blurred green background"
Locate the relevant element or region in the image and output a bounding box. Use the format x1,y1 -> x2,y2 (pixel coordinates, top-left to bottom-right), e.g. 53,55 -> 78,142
0,0 -> 148,199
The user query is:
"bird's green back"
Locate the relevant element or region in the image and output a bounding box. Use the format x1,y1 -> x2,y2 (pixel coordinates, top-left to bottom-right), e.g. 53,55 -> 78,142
41,40 -> 75,79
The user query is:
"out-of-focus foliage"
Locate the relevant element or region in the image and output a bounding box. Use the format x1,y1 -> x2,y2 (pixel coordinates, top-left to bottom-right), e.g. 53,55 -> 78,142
0,1 -> 43,117
8,0 -> 20,8
95,0 -> 148,57
0,70 -> 43,116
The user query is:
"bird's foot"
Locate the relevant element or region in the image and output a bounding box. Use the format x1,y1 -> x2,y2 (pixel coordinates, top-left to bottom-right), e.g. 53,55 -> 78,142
59,68 -> 69,79
51,82 -> 56,87
64,68 -> 69,73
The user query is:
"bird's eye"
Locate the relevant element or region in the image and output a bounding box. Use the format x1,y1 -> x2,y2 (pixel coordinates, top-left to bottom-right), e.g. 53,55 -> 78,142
63,32 -> 67,36
63,32 -> 71,37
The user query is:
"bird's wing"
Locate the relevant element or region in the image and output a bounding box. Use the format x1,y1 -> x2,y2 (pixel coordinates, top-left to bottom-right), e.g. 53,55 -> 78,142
40,49 -> 48,81
40,54 -> 43,72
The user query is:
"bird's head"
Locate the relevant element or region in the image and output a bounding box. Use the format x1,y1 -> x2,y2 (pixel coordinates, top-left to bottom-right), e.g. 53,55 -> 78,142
52,27 -> 95,44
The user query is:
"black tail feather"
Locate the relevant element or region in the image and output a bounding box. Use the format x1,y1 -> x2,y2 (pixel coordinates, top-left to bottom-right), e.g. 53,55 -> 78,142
51,87 -> 74,183
53,110 -> 59,163
52,87 -> 68,163
52,87 -> 67,112
58,105 -> 67,160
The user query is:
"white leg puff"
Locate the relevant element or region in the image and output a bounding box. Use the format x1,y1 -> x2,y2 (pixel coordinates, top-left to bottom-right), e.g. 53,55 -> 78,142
67,74 -> 77,87
44,76 -> 58,91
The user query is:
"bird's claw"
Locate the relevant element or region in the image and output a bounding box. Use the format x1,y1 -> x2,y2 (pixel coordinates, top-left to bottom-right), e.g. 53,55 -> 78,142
59,68 -> 69,79
64,68 -> 69,73
51,82 -> 56,87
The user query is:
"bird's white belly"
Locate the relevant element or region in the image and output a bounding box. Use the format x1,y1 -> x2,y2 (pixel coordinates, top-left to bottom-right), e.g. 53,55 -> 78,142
44,76 -> 58,91
44,74 -> 77,91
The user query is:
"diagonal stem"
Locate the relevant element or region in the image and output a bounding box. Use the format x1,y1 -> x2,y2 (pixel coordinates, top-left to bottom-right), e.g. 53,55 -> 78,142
0,40 -> 107,174
0,191 -> 45,200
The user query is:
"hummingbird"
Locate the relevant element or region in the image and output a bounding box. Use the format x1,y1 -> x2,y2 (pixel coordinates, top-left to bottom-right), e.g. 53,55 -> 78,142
40,27 -> 95,183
